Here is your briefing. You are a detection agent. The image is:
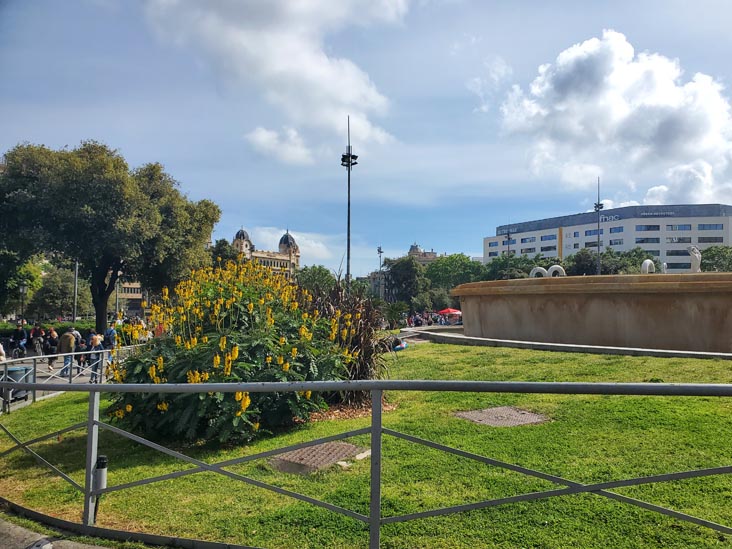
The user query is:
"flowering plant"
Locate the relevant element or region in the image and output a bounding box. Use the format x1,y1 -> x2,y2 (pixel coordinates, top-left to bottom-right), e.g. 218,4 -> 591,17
107,258 -> 386,443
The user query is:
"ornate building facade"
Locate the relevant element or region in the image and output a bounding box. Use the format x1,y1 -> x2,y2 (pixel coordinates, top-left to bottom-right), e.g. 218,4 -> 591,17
232,229 -> 300,278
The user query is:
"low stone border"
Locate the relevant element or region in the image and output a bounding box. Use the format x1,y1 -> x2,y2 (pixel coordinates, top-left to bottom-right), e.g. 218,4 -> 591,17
400,327 -> 732,361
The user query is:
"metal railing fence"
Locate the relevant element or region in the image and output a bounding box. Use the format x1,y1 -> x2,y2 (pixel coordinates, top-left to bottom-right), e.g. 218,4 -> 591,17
0,345 -> 144,412
1,379 -> 732,549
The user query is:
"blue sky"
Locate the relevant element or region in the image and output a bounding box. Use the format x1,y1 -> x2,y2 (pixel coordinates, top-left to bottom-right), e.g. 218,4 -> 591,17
3,1 -> 732,276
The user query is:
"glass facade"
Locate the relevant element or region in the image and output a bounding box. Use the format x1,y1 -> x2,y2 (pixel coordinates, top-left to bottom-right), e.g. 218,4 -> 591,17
540,245 -> 557,252
488,241 -> 498,247
540,234 -> 557,241
666,250 -> 690,256
609,226 -> 623,233
666,224 -> 691,231
521,247 -> 536,254
698,236 -> 724,243
698,223 -> 723,230
667,262 -> 692,269
585,229 -> 603,236
636,237 -> 660,244
521,236 -> 536,243
666,236 -> 691,243
636,225 -> 660,231
609,239 -> 623,246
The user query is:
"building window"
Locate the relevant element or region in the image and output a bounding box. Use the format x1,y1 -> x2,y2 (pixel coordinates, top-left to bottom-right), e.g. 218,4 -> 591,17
585,241 -> 603,248
573,243 -> 580,249
540,234 -> 557,241
636,225 -> 660,231
540,245 -> 557,252
521,236 -> 536,243
698,223 -> 723,230
609,226 -> 623,233
635,237 -> 660,244
585,229 -> 603,236
698,236 -> 724,243
666,237 -> 691,244
666,262 -> 692,269
488,241 -> 498,247
502,239 -> 516,246
488,251 -> 498,257
573,231 -> 580,237
520,247 -> 536,254
666,224 -> 691,231
609,239 -> 623,246
666,250 -> 690,256
646,250 -> 660,257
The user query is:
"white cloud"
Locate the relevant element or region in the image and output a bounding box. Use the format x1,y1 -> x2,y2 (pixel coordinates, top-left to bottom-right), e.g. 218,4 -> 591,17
501,29 -> 732,203
144,0 -> 406,160
245,127 -> 313,165
466,55 -> 512,113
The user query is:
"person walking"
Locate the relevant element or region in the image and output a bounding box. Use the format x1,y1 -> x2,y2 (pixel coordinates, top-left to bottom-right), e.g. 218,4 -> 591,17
46,327 -> 59,370
103,322 -> 117,350
58,327 -> 76,377
0,341 -> 6,362
87,335 -> 105,383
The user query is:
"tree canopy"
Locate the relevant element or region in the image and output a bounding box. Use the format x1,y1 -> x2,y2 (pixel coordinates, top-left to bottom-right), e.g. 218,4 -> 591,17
701,245 -> 732,272
297,265 -> 337,294
0,142 -> 220,331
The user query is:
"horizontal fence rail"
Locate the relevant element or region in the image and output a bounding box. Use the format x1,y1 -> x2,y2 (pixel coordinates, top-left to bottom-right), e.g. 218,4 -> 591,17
0,378 -> 731,549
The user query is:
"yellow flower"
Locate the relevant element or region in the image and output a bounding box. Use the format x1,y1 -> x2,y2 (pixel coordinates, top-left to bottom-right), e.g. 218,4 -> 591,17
157,356 -> 164,370
305,391 -> 312,400
265,355 -> 272,364
235,410 -> 242,417
247,302 -> 254,313
156,401 -> 169,412
253,422 -> 260,431
282,361 -> 290,372
279,336 -> 286,345
231,345 -> 239,360
219,336 -> 227,352
125,404 -> 132,413
277,355 -> 284,365
202,335 -> 208,344
291,347 -> 297,358
213,354 -> 221,368
241,392 -> 251,411
235,391 -> 243,401
258,298 -> 265,306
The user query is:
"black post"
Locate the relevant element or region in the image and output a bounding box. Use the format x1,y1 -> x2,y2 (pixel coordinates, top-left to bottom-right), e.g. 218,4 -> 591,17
341,117 -> 358,293
594,176 -> 603,275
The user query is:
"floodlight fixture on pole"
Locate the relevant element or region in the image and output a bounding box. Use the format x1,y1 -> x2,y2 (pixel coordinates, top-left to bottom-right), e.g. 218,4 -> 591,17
341,116 -> 358,293
594,176 -> 603,275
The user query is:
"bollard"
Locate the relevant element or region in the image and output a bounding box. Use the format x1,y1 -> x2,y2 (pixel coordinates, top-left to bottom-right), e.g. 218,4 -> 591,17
92,455 -> 108,523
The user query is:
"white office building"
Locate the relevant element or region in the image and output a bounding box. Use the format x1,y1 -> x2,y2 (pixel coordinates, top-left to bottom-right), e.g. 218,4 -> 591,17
483,204 -> 732,272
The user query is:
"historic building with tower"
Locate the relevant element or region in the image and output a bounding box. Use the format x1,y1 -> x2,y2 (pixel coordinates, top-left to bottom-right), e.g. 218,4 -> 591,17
232,229 -> 300,278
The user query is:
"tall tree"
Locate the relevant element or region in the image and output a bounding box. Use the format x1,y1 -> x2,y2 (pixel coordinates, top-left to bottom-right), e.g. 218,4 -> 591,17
297,265 -> 337,294
425,253 -> 483,290
26,264 -> 93,320
383,256 -> 429,305
209,238 -> 239,264
701,245 -> 732,272
0,142 -> 220,332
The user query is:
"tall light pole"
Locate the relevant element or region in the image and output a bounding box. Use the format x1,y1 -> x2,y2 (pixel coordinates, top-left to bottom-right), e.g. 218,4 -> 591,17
594,176 -> 603,275
341,116 -> 358,292
377,246 -> 384,300
73,259 -> 79,321
19,281 -> 27,322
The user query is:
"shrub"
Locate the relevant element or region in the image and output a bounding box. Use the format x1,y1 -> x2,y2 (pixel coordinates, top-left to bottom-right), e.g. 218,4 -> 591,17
107,259 -> 386,443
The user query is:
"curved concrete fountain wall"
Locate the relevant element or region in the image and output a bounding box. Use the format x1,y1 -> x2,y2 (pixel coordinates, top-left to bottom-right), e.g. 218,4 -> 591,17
452,273 -> 732,353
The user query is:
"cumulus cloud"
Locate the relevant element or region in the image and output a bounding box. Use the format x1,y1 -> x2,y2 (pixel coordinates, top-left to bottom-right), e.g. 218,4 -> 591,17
466,55 -> 512,113
501,29 -> 732,204
144,0 -> 406,160
245,127 -> 313,165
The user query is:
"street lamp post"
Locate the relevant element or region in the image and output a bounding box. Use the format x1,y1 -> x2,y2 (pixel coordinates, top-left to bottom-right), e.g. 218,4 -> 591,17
594,176 -> 603,275
19,281 -> 27,322
341,116 -> 358,293
377,246 -> 383,300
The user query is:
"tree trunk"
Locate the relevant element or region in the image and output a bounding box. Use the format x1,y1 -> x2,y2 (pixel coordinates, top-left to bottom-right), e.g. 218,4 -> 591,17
90,260 -> 120,333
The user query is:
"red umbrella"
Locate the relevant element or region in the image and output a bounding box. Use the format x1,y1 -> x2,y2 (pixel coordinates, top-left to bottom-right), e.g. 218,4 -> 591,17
437,308 -> 461,315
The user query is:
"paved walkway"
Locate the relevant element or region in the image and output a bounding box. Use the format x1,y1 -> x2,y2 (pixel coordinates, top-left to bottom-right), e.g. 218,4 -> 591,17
0,514 -> 109,549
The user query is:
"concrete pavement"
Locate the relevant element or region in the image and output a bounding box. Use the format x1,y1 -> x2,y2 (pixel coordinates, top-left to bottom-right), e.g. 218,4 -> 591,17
0,514 -> 112,549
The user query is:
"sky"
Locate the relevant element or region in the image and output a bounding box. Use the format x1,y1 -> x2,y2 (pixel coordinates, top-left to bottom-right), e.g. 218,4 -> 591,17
3,0 -> 732,276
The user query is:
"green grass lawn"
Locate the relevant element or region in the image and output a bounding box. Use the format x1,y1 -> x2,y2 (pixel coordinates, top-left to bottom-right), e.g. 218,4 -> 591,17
2,343 -> 732,548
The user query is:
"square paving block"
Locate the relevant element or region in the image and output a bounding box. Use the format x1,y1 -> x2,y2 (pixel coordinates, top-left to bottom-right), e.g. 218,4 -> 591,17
455,406 -> 548,427
269,442 -> 369,475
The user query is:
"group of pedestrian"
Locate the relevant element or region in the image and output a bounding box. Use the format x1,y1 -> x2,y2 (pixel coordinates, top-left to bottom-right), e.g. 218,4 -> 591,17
5,321 -> 117,383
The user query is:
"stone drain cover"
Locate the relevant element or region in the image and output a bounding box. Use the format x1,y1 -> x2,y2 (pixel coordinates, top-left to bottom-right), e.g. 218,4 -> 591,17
269,442 -> 370,475
456,406 -> 548,427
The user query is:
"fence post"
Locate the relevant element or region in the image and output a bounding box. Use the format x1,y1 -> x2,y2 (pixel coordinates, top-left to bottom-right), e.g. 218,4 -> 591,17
68,354 -> 73,384
2,363 -> 8,414
369,389 -> 382,549
82,390 -> 100,526
32,358 -> 37,403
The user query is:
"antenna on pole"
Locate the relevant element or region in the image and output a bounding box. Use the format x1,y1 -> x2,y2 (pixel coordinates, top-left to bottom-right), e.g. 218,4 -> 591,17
341,116 -> 358,293
594,176 -> 603,275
